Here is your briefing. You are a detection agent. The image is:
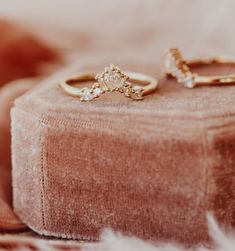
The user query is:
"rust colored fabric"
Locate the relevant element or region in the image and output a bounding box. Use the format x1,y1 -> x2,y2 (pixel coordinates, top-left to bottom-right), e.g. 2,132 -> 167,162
0,234 -> 82,251
11,59 -> 235,244
0,19 -> 58,87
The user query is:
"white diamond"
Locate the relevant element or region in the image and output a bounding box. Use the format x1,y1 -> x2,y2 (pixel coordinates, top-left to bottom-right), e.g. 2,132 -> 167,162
176,71 -> 185,83
165,55 -> 175,69
97,64 -> 128,91
93,87 -> 103,96
165,58 -> 172,69
184,75 -> 195,88
131,86 -> 143,100
132,86 -> 142,92
104,73 -> 122,89
81,87 -> 94,101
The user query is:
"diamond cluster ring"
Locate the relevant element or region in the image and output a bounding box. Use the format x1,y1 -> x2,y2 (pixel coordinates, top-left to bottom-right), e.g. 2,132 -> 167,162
164,48 -> 235,88
59,64 -> 158,101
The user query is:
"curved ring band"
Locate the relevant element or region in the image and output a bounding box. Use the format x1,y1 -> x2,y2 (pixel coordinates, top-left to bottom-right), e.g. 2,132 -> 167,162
164,48 -> 235,88
59,64 -> 158,101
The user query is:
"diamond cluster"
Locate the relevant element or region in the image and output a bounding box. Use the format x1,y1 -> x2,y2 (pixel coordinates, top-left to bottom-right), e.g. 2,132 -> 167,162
79,84 -> 104,101
121,83 -> 143,100
164,48 -> 195,88
96,64 -> 129,91
78,64 -> 143,101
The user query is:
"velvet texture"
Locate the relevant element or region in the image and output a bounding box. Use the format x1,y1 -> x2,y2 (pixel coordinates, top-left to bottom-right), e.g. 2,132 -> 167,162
0,79 -> 36,231
0,19 -> 59,232
11,60 -> 235,244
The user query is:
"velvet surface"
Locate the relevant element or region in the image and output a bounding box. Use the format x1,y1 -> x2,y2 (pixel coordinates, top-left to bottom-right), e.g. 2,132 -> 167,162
11,60 -> 235,244
0,20 -> 59,232
0,79 -> 36,231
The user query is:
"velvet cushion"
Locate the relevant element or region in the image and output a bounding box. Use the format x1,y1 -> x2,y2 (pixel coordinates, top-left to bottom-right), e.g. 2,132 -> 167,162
11,58 -> 235,244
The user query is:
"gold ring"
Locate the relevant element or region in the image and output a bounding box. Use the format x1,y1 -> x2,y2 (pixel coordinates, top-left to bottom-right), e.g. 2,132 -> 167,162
163,48 -> 235,88
59,64 -> 158,101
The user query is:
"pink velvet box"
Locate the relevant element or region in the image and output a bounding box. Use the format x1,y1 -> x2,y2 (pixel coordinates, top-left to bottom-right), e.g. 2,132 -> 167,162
11,61 -> 235,244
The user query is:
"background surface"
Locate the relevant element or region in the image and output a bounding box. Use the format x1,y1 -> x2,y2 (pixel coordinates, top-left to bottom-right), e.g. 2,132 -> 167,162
0,0 -> 234,61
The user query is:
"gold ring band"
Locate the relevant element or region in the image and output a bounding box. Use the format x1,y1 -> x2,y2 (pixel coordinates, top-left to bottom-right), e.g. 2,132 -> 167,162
59,64 -> 158,101
164,48 -> 235,88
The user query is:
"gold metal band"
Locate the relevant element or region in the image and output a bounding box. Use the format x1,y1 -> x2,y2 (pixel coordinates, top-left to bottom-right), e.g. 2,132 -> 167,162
164,48 -> 235,88
60,64 -> 158,101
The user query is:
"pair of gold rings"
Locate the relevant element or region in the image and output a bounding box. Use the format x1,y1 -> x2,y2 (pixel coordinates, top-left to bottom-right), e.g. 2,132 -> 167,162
60,48 -> 235,101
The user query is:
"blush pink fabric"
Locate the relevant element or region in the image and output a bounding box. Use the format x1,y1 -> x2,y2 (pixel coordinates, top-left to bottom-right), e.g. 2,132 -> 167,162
0,19 -> 59,232
0,79 -> 37,231
11,59 -> 235,244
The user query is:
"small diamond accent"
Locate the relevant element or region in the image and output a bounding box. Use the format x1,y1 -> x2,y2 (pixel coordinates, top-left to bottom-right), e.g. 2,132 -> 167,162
131,86 -> 143,100
183,74 -> 195,88
93,87 -> 103,96
132,86 -> 142,92
165,56 -> 176,71
80,87 -> 94,101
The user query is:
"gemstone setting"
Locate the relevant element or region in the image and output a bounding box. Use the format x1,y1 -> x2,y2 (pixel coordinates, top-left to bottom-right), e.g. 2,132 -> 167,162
96,64 -> 129,91
93,87 -> 102,96
131,86 -> 143,100
164,48 -> 195,88
80,87 -> 94,101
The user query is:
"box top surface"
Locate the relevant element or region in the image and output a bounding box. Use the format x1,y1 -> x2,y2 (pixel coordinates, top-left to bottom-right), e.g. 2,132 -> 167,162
14,59 -> 235,131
